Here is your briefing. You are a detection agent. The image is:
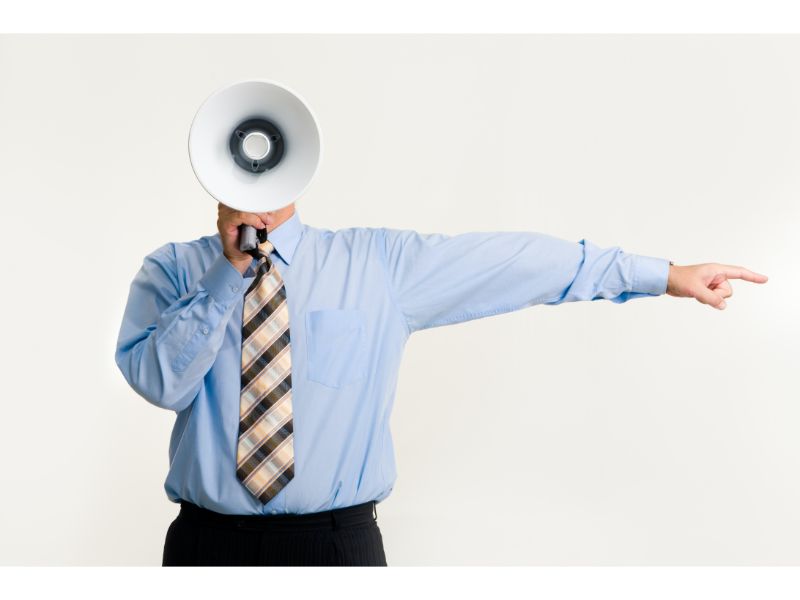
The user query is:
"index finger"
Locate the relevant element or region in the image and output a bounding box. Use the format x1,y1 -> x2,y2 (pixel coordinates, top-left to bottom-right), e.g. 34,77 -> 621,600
718,264 -> 769,283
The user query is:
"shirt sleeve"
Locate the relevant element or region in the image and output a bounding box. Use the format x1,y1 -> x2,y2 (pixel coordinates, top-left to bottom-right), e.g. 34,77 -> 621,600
380,228 -> 670,334
115,244 -> 247,412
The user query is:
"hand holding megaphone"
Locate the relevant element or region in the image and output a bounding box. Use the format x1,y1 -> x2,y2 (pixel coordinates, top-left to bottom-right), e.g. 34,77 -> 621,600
216,203 -> 268,274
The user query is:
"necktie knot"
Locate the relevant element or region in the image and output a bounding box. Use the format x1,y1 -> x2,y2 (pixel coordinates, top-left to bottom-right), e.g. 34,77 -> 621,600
258,239 -> 275,258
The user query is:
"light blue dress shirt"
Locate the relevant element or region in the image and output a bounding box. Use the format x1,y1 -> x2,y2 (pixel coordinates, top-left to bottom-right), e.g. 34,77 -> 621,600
115,211 -> 669,515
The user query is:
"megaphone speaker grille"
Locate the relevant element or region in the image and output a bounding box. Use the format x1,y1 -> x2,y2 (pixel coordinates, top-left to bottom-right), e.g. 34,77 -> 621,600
229,118 -> 285,173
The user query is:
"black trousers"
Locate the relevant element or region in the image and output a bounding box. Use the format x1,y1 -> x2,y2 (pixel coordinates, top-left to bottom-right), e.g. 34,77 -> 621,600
162,500 -> 387,566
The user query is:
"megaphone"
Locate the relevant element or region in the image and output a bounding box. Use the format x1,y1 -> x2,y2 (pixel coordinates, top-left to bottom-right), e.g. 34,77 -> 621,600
188,80 -> 322,252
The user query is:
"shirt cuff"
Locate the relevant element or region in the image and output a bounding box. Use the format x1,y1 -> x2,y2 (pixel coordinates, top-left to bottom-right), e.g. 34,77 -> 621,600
631,254 -> 670,296
199,254 -> 247,305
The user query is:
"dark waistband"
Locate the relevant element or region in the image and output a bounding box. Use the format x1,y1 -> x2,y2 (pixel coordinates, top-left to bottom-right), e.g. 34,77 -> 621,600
178,500 -> 378,532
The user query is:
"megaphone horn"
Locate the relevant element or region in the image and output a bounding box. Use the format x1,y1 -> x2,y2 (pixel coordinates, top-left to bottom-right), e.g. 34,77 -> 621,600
188,80 -> 322,252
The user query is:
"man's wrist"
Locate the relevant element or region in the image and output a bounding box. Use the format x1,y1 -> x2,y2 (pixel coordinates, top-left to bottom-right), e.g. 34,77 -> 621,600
224,253 -> 252,275
667,261 -> 678,295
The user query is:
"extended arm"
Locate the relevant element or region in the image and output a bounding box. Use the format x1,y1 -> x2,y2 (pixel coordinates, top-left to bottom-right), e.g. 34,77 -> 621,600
381,228 -> 670,334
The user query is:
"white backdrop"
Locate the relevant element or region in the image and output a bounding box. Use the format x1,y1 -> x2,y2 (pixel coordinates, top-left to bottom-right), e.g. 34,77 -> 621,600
0,35 -> 796,566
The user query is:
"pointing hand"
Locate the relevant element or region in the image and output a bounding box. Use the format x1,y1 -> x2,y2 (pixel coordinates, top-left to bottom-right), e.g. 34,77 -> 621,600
666,263 -> 768,310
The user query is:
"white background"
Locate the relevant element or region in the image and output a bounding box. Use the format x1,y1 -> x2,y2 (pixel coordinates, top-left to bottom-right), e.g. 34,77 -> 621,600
0,35 -> 795,566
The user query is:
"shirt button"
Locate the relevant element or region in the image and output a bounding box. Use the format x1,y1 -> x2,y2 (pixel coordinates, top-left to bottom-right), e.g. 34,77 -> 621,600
231,285 -> 239,292
202,327 -> 209,335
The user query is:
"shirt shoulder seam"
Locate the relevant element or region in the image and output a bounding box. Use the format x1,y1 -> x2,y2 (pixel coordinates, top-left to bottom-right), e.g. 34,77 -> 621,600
377,228 -> 412,337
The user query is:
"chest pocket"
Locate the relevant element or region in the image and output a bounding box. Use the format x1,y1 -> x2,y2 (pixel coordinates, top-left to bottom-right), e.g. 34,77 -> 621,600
305,309 -> 368,389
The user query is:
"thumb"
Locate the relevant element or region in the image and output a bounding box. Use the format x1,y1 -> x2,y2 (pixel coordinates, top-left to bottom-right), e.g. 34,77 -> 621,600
692,285 -> 727,310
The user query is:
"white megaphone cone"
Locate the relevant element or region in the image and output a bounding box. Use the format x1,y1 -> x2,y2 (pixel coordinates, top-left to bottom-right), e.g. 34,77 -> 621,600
188,80 -> 322,252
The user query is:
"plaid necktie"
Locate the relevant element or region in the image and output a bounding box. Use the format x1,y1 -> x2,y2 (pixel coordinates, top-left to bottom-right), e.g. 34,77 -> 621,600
236,238 -> 295,504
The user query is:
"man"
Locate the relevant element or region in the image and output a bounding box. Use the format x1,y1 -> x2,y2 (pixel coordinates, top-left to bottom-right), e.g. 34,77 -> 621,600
115,202 -> 768,566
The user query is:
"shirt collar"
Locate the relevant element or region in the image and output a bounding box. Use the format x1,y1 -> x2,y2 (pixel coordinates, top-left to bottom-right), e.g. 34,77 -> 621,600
265,209 -> 303,265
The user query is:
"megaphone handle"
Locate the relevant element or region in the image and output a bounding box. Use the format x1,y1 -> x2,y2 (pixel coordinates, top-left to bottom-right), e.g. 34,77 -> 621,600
238,224 -> 259,253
